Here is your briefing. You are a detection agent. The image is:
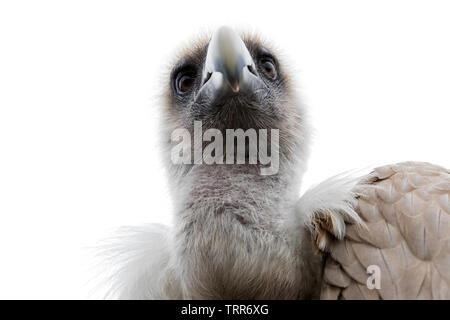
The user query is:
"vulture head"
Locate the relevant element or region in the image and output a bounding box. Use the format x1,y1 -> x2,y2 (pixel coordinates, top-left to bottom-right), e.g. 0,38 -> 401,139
161,26 -> 310,182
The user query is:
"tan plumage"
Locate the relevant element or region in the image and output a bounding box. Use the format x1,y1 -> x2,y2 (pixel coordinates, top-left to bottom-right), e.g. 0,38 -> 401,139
318,162 -> 450,300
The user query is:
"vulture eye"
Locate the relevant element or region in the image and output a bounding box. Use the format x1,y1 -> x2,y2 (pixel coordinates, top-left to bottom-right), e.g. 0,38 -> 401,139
174,69 -> 196,94
259,57 -> 277,80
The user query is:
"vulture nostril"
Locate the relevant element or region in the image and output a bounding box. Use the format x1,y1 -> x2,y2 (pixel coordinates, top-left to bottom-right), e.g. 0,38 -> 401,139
202,72 -> 212,86
247,65 -> 258,76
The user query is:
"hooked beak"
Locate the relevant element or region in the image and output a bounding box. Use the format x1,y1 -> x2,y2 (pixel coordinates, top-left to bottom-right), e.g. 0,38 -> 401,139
198,26 -> 267,98
195,26 -> 266,105
202,26 -> 256,92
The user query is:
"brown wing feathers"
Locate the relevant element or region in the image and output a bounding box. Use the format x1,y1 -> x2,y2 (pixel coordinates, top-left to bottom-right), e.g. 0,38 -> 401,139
320,162 -> 450,300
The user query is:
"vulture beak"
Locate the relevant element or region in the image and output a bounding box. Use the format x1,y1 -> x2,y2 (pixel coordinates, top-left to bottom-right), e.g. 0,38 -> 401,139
196,26 -> 265,104
203,26 -> 256,92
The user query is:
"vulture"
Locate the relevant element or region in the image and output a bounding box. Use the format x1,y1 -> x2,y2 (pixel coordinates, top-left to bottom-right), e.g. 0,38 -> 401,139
98,26 -> 450,300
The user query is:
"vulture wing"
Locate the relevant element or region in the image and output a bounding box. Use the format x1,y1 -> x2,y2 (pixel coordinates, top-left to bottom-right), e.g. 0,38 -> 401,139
320,162 -> 450,300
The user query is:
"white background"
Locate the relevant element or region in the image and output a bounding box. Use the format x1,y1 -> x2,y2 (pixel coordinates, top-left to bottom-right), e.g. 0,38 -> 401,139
0,0 -> 449,299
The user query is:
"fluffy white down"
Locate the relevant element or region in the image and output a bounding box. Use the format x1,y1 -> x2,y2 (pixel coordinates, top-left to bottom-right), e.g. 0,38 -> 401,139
295,171 -> 366,239
93,224 -> 174,299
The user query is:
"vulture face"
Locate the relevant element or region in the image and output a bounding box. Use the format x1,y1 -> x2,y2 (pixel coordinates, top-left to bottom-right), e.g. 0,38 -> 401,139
163,27 -> 308,170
